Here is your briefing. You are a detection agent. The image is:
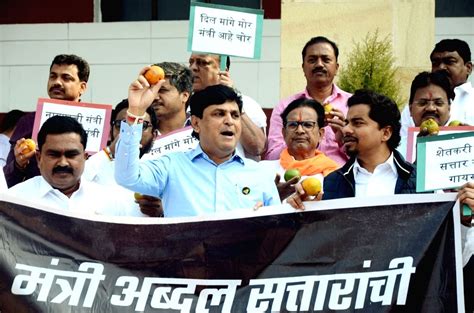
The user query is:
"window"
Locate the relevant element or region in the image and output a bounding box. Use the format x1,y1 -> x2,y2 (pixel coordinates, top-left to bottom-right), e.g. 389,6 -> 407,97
100,0 -> 279,22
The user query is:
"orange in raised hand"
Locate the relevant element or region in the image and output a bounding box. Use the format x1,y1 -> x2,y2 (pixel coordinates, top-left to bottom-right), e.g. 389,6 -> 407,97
144,65 -> 165,85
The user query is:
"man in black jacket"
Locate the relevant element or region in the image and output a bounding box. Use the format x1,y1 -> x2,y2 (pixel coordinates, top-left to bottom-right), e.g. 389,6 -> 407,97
288,89 -> 416,208
323,90 -> 416,200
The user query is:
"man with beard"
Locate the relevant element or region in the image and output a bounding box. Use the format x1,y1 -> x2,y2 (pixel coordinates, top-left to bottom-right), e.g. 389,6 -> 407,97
287,89 -> 416,208
265,36 -> 351,165
82,99 -> 160,216
401,39 -> 473,137
4,54 -> 89,187
6,116 -> 129,216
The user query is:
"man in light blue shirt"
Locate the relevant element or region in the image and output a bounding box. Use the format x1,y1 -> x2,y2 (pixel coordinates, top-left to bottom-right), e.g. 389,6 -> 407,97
115,68 -> 280,217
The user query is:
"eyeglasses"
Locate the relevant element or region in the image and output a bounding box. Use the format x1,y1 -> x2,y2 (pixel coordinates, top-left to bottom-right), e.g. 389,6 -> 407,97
189,58 -> 215,68
413,99 -> 447,108
112,120 -> 152,131
284,121 -> 317,131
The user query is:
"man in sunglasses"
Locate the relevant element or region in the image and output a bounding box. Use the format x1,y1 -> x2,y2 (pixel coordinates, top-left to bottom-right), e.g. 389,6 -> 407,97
82,99 -> 160,216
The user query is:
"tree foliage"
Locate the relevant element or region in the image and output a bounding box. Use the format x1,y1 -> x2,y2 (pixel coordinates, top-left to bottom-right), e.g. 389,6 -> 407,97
338,30 -> 404,107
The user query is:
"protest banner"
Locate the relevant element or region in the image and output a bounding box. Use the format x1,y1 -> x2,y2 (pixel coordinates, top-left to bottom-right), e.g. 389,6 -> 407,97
406,125 -> 474,162
141,126 -> 198,160
32,98 -> 112,154
187,1 -> 264,60
0,193 -> 465,312
416,131 -> 474,192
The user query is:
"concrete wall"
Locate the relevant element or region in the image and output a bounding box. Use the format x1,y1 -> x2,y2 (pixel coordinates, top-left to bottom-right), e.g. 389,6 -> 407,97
0,16 -> 473,113
0,20 -> 281,112
280,0 -> 435,103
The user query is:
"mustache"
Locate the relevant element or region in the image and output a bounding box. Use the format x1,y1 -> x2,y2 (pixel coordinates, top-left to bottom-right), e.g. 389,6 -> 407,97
312,67 -> 326,74
53,166 -> 73,174
342,136 -> 357,143
422,113 -> 439,119
49,84 -> 64,92
151,99 -> 161,107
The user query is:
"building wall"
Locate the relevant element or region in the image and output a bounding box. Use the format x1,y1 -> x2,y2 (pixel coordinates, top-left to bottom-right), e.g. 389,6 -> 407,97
0,17 -> 473,113
0,20 -> 280,112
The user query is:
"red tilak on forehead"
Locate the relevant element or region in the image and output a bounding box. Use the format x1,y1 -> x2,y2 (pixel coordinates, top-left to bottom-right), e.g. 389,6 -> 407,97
298,111 -> 302,122
427,91 -> 433,100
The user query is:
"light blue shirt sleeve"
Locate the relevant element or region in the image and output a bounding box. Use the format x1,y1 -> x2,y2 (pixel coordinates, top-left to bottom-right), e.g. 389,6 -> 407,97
115,120 -> 280,216
114,121 -> 169,197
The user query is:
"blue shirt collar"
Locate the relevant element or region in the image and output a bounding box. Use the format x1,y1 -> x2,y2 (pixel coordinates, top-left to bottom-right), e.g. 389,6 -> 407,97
190,144 -> 246,165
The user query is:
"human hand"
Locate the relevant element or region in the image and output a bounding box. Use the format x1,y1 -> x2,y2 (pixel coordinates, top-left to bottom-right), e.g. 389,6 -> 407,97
286,181 -> 323,210
458,182 -> 474,226
128,66 -> 165,117
326,108 -> 345,144
218,71 -> 234,88
14,138 -> 36,169
274,173 -> 300,200
136,195 -> 164,217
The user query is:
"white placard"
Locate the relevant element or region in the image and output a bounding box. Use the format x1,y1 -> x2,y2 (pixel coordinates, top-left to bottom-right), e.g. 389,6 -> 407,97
188,3 -> 263,59
416,132 -> 474,192
141,126 -> 199,160
33,98 -> 112,154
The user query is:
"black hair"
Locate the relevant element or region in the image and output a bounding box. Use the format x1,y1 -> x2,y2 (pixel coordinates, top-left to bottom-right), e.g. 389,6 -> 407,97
281,98 -> 325,129
347,89 -> 401,151
111,99 -> 158,131
430,39 -> 471,64
37,116 -> 87,151
190,84 -> 243,139
50,54 -> 90,82
409,71 -> 454,104
0,109 -> 25,133
302,36 -> 339,62
154,62 -> 193,94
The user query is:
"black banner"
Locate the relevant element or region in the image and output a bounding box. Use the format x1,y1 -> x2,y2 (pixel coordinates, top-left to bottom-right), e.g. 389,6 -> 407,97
0,194 -> 464,312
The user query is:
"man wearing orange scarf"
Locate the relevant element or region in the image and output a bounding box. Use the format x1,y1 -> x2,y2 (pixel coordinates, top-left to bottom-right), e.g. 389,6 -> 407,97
262,98 -> 339,200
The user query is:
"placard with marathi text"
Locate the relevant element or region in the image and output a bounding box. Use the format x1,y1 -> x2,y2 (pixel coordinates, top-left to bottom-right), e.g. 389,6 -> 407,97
407,126 -> 474,163
416,131 -> 474,192
141,126 -> 199,160
32,98 -> 112,154
188,1 -> 263,59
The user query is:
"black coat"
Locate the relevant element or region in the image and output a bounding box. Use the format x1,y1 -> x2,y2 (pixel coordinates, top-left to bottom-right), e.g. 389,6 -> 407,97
323,150 -> 418,200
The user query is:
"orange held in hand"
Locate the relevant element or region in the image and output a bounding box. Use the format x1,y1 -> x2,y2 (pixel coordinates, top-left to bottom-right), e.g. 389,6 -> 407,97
301,177 -> 322,196
323,103 -> 333,114
144,65 -> 165,85
20,139 -> 36,155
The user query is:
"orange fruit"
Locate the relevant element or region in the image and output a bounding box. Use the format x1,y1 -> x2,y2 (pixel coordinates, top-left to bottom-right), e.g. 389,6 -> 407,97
301,177 -> 322,196
20,139 -> 36,155
323,103 -> 333,113
420,118 -> 439,135
144,65 -> 165,85
448,120 -> 462,127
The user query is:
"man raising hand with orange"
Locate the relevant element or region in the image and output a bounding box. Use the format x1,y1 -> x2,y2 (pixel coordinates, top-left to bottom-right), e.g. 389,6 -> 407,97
114,67 -> 280,217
